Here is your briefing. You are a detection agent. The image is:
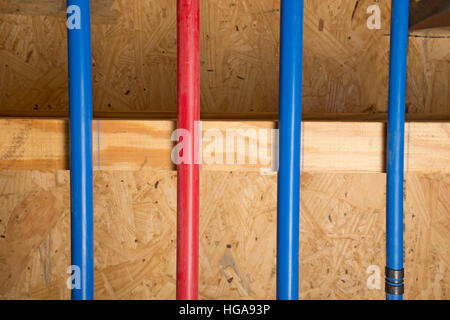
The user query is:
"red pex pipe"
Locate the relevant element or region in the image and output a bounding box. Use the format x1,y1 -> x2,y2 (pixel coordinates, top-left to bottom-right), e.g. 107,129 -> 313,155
176,0 -> 200,300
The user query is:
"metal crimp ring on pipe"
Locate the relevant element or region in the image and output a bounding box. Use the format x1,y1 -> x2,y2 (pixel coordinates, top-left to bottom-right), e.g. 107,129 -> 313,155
385,267 -> 404,295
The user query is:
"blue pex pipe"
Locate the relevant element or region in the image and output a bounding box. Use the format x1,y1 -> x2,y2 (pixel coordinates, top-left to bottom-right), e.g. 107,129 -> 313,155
277,0 -> 304,300
67,0 -> 94,300
386,0 -> 410,301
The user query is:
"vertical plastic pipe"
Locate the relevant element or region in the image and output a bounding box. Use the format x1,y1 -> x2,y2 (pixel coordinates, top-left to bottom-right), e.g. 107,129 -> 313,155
277,0 -> 304,300
67,0 -> 94,300
177,0 -> 200,300
386,0 -> 409,301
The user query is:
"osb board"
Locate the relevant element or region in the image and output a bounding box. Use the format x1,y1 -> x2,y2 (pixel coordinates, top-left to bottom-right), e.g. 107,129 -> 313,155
1,119 -> 449,172
0,0 -> 449,118
0,170 -> 448,300
0,0 -> 118,24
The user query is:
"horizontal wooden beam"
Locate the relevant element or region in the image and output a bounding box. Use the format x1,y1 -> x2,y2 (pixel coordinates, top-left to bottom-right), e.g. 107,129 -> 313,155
0,119 -> 448,173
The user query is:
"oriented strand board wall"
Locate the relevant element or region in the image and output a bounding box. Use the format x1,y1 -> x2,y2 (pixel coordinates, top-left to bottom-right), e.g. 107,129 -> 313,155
0,0 -> 449,117
0,170 -> 448,300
